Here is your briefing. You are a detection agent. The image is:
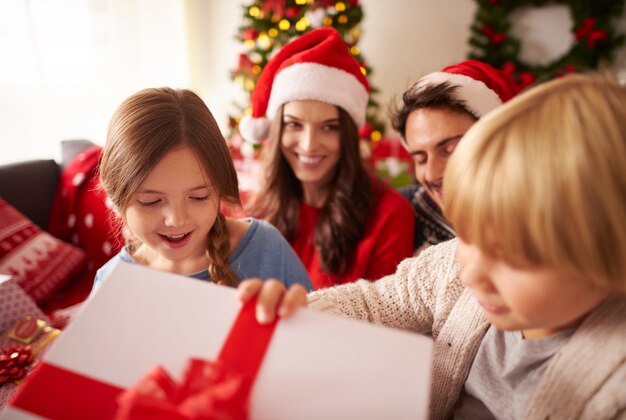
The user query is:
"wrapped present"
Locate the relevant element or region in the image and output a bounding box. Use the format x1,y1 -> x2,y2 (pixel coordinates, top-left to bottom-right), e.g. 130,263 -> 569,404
0,276 -> 60,409
2,262 -> 432,419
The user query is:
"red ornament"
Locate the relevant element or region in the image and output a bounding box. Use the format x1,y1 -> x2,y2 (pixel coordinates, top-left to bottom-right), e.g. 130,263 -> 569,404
285,7 -> 300,18
488,0 -> 501,4
0,344 -> 34,384
555,64 -> 578,78
242,28 -> 258,41
482,25 -> 506,45
358,122 -> 373,139
518,71 -> 536,89
315,0 -> 337,7
260,0 -> 286,19
348,0 -> 360,5
501,61 -> 517,77
575,17 -> 608,49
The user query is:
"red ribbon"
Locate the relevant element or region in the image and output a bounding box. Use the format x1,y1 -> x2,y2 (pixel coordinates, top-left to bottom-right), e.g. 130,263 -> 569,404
115,360 -> 248,420
10,298 -> 278,419
575,17 -> 608,48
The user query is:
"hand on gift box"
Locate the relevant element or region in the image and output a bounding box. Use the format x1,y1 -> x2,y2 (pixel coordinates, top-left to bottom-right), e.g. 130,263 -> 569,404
237,278 -> 307,324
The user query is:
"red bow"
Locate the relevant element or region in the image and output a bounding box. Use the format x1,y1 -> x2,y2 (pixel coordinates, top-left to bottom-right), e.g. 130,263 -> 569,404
9,298 -> 277,419
481,25 -> 506,45
260,0 -> 285,19
115,298 -> 276,420
575,18 -> 608,48
115,359 -> 249,420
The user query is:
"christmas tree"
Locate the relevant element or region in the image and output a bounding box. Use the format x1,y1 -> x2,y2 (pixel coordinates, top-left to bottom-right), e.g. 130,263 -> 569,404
228,0 -> 386,147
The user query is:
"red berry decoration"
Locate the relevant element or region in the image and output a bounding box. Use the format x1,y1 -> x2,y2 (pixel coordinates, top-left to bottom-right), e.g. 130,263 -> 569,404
0,344 -> 34,384
469,0 -> 624,85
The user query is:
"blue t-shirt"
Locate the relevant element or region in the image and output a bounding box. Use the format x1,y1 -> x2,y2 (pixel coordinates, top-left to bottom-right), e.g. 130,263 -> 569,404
92,218 -> 312,294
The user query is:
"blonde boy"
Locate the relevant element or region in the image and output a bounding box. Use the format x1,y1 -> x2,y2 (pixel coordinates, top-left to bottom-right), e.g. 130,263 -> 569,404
240,73 -> 626,419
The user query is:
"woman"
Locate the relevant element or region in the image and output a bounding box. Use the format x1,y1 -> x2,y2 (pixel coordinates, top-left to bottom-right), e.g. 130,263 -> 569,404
240,27 -> 414,289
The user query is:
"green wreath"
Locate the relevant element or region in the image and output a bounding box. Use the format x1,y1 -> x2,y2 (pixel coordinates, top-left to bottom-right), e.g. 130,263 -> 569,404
468,0 -> 625,88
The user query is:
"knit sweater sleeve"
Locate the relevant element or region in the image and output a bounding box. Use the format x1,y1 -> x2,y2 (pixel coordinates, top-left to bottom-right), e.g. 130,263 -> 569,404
307,239 -> 461,334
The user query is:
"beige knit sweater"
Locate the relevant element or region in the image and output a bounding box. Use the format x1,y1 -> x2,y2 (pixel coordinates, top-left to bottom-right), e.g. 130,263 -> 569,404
308,239 -> 626,419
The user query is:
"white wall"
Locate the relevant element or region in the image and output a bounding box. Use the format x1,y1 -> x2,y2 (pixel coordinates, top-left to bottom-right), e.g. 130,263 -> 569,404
358,0 -> 476,132
185,1 -> 242,133
0,0 -> 191,165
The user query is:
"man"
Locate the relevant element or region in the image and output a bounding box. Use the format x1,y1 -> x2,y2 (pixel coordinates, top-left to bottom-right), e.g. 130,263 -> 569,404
391,60 -> 519,254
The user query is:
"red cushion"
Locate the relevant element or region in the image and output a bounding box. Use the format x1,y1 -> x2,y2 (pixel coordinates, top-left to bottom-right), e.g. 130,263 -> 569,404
45,146 -> 123,310
0,198 -> 87,303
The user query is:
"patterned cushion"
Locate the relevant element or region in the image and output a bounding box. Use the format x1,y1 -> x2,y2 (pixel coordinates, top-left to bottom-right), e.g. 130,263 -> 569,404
0,197 -> 87,303
45,146 -> 123,309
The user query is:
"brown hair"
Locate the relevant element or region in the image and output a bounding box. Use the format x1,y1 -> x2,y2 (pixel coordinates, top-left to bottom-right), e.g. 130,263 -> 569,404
247,105 -> 375,274
99,87 -> 241,286
390,82 -> 478,145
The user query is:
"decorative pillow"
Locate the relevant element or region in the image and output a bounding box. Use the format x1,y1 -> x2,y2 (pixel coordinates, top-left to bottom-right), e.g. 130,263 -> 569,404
0,197 -> 87,303
46,145 -> 123,309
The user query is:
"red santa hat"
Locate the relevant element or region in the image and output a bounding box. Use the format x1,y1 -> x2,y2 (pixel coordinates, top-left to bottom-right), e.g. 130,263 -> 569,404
416,60 -> 519,118
239,27 -> 370,144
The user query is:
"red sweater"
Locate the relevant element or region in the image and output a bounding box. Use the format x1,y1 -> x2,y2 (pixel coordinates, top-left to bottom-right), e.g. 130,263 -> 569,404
291,186 -> 415,289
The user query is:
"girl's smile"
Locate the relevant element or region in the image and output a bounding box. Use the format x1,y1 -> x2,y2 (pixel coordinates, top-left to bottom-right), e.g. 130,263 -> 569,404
280,100 -> 341,207
157,231 -> 194,249
124,146 -> 220,275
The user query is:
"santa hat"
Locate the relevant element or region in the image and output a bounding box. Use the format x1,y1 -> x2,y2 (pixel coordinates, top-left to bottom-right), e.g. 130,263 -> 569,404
239,27 -> 370,144
415,60 -> 519,118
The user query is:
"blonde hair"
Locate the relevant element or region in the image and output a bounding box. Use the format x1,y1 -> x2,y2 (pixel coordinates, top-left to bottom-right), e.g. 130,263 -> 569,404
100,88 -> 241,286
444,73 -> 626,294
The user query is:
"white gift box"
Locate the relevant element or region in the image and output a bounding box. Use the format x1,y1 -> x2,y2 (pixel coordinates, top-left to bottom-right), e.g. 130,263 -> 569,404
2,261 -> 432,419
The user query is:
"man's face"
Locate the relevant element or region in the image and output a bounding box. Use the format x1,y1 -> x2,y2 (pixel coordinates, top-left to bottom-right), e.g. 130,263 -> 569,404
405,108 -> 476,208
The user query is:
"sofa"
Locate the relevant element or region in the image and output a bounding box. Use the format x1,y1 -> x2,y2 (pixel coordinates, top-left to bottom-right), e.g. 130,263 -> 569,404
0,139 -> 122,314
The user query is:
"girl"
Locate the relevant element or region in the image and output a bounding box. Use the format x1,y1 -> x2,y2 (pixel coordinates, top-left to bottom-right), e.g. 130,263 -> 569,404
240,73 -> 626,419
240,27 -> 414,289
92,88 -> 312,292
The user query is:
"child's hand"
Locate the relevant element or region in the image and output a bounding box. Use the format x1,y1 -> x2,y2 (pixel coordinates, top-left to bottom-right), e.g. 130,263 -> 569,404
237,279 -> 308,325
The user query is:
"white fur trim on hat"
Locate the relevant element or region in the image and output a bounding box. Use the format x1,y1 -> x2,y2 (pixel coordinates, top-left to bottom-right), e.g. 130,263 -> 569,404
418,72 -> 503,118
266,62 -> 369,127
239,114 -> 272,144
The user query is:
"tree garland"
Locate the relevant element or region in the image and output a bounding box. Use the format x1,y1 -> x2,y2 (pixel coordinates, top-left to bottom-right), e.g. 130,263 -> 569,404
468,0 -> 625,89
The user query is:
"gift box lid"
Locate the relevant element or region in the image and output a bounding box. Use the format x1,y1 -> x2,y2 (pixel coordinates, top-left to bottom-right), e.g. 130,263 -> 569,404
3,261 -> 432,419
